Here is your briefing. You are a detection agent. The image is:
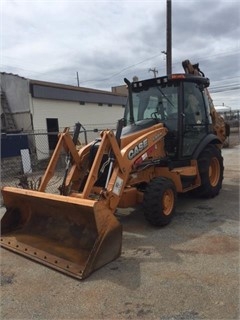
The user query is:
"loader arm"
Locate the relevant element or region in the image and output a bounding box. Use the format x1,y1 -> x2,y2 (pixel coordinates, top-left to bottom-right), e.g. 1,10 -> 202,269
96,124 -> 168,211
182,59 -> 229,144
38,127 -> 81,192
67,123 -> 167,207
81,130 -> 126,199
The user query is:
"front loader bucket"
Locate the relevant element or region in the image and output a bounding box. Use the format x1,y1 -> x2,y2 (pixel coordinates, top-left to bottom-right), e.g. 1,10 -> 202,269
0,187 -> 122,279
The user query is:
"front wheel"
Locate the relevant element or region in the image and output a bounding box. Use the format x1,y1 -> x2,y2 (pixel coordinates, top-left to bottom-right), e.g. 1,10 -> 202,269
143,177 -> 177,227
196,144 -> 224,198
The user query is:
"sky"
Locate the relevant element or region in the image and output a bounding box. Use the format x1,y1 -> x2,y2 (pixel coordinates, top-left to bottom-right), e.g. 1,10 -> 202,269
1,0 -> 240,109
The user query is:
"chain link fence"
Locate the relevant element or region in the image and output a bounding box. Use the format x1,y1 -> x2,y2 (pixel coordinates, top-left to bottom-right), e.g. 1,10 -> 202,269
1,117 -> 239,197
1,123 -> 117,196
219,109 -> 240,147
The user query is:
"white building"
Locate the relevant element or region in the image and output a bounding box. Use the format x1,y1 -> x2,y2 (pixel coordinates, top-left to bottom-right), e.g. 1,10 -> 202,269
1,72 -> 127,159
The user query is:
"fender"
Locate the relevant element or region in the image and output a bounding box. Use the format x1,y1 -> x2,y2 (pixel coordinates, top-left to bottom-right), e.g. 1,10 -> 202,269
192,134 -> 222,159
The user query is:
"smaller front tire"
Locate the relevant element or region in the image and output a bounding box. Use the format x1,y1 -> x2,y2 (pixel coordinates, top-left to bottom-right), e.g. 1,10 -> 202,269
143,177 -> 177,227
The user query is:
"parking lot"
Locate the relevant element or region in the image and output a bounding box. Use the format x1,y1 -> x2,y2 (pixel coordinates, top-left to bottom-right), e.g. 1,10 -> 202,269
1,145 -> 239,320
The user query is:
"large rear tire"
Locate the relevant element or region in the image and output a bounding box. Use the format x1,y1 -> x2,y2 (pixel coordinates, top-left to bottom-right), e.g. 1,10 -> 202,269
196,144 -> 224,198
143,177 -> 177,226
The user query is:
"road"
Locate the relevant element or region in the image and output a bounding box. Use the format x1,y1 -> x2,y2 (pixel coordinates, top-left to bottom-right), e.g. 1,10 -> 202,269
1,145 -> 239,320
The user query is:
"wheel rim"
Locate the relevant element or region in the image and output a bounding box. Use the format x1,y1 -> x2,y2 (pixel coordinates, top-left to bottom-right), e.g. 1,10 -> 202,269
209,157 -> 220,187
162,189 -> 174,216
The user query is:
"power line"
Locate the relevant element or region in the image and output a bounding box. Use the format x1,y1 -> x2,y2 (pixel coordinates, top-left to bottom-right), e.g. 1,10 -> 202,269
78,53 -> 163,85
1,48 -> 239,88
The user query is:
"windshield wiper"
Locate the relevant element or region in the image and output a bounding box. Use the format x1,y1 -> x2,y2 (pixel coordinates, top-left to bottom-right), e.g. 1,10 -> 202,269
156,86 -> 175,108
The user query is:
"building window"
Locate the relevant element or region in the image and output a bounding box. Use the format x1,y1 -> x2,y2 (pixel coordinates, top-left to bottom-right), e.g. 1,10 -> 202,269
98,103 -> 103,106
108,104 -> 112,107
79,101 -> 85,105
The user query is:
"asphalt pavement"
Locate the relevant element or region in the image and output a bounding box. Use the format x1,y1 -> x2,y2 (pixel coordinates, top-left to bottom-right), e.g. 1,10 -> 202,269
1,145 -> 239,320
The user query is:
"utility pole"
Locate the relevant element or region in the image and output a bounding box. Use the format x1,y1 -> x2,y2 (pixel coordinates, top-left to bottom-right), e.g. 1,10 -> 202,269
76,72 -> 80,87
149,68 -> 158,78
166,0 -> 172,75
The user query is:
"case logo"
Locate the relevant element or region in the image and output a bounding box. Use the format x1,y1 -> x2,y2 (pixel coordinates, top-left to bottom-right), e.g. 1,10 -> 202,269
128,139 -> 148,160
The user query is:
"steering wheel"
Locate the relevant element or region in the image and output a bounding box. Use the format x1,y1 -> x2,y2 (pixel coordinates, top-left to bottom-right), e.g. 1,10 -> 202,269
151,112 -> 161,120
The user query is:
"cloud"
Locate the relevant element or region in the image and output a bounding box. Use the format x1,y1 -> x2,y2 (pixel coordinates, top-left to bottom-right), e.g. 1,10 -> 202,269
1,0 -> 240,107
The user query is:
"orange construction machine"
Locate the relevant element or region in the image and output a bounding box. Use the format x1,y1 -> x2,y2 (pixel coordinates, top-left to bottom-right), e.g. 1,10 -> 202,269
0,60 -> 229,279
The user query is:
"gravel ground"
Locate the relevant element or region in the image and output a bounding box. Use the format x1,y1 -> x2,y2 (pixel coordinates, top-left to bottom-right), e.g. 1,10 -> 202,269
1,145 -> 239,320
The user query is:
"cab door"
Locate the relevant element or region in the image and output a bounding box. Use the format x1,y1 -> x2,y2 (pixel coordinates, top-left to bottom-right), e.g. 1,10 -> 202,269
182,82 -> 209,157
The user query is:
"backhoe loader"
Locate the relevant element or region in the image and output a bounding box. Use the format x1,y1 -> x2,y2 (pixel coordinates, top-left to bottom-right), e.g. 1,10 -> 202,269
0,60 -> 228,279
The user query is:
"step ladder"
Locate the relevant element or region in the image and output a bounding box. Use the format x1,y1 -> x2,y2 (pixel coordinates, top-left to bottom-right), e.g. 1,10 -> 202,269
1,89 -> 17,131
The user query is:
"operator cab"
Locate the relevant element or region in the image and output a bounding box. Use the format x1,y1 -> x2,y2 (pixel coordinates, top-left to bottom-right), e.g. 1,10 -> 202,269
122,75 -> 212,159
122,78 -> 178,132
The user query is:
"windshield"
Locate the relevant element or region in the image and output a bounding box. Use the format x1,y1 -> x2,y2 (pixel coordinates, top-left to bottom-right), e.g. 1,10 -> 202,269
125,84 -> 179,124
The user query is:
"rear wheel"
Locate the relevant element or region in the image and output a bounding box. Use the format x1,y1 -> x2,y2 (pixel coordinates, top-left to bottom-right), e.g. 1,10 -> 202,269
196,144 -> 224,197
143,177 -> 176,226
